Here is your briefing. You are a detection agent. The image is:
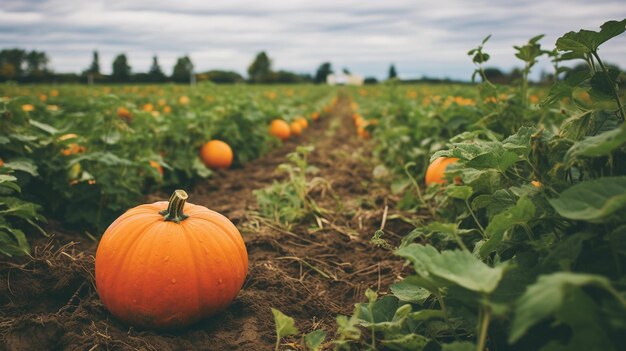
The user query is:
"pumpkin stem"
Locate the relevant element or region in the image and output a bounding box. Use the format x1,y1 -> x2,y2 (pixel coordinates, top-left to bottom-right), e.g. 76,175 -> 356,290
160,189 -> 189,223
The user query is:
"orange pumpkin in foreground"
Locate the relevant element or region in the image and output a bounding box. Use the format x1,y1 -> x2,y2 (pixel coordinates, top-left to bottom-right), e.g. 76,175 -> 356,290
200,140 -> 233,169
269,119 -> 291,140
425,157 -> 460,186
95,190 -> 248,330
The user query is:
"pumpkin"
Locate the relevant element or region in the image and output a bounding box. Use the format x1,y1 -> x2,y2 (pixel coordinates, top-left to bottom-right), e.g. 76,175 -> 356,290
531,180 -> 542,188
0,158 -> 4,168
61,144 -> 86,156
117,107 -> 132,122
357,126 -> 370,139
295,116 -> 308,129
425,157 -> 460,186
269,119 -> 290,140
149,160 -> 164,176
290,121 -> 302,136
200,140 -> 233,169
179,95 -> 190,105
95,190 -> 248,329
22,104 -> 34,112
311,111 -> 320,121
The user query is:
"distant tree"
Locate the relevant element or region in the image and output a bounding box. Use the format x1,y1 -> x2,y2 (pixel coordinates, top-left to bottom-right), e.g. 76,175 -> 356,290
148,55 -> 166,82
272,70 -> 306,84
25,51 -> 49,76
86,51 -> 100,75
172,56 -> 193,83
388,64 -> 398,79
483,67 -> 505,83
364,77 -> 379,85
342,67 -> 351,75
111,54 -> 131,82
247,51 -> 272,83
201,70 -> 244,84
314,62 -> 333,84
0,49 -> 27,80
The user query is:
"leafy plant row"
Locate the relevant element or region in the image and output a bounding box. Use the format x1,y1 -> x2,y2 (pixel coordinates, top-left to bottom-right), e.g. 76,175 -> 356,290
0,84 -> 335,256
271,19 -> 626,351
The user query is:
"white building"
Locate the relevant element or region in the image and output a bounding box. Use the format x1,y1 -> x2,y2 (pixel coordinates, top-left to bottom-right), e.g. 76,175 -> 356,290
326,73 -> 364,86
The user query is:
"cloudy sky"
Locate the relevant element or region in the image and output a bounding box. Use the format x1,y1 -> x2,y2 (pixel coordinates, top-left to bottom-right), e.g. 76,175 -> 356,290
1,0 -> 625,80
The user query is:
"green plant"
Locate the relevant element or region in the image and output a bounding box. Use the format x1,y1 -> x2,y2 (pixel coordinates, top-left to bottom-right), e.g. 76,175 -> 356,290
254,145 -> 329,227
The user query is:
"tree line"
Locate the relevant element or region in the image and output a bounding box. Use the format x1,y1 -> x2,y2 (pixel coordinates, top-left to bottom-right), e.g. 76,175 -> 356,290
0,49 -> 368,84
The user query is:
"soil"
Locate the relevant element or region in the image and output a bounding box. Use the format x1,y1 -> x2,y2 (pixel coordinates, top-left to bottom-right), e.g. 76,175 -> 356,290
0,97 -> 415,351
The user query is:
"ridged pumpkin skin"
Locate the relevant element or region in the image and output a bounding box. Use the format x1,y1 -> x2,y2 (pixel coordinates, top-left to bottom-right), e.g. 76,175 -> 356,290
200,140 -> 233,169
95,194 -> 248,330
425,157 -> 459,186
269,119 -> 291,140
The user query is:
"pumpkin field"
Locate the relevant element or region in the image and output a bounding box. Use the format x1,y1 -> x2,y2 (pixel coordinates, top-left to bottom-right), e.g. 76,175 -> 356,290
2,18 -> 626,351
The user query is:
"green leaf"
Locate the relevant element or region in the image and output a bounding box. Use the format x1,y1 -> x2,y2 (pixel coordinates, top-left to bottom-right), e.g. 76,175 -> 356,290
3,159 -> 39,176
304,330 -> 326,351
28,119 -> 59,134
588,69 -> 620,101
480,196 -> 535,258
509,272 -> 616,343
381,334 -> 430,351
445,185 -> 473,201
0,227 -> 31,257
271,308 -> 299,340
556,19 -> 626,54
441,341 -> 476,351
564,125 -> 626,163
192,157 -> 213,178
549,176 -> 626,222
391,277 -> 433,304
396,244 -> 506,294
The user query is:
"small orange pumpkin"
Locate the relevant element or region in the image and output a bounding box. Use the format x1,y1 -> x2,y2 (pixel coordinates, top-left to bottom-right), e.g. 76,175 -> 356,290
269,119 -> 291,140
531,180 -> 542,188
425,157 -> 460,186
311,111 -> 320,121
0,158 -> 4,168
290,121 -> 302,136
200,140 -> 233,169
95,190 -> 248,329
295,116 -> 308,129
149,160 -> 164,176
117,107 -> 132,122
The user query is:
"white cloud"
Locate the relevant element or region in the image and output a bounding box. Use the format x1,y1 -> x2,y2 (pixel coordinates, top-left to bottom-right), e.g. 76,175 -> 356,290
0,0 -> 625,80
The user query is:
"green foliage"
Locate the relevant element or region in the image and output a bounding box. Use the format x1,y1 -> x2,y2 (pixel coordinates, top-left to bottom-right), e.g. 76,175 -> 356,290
0,161 -> 45,257
254,145 -> 328,227
340,18 -> 626,351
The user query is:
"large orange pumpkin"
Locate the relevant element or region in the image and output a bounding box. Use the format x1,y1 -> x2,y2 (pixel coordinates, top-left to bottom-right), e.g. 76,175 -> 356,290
425,157 -> 460,186
269,119 -> 290,140
95,190 -> 248,329
200,140 -> 233,169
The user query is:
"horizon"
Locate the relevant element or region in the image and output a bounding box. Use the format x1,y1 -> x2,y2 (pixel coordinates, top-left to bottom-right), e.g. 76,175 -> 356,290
2,0 -> 626,81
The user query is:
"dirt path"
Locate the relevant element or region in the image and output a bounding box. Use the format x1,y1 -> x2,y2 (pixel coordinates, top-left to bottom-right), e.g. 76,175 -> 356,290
0,97 -> 413,351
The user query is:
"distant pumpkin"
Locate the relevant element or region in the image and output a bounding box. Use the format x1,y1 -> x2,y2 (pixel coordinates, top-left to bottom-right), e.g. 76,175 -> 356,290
295,116 -> 308,129
311,111 -> 320,121
150,160 -> 164,176
290,121 -> 302,136
117,107 -> 132,122
200,140 -> 233,169
425,157 -> 460,186
269,119 -> 291,140
22,104 -> 34,112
